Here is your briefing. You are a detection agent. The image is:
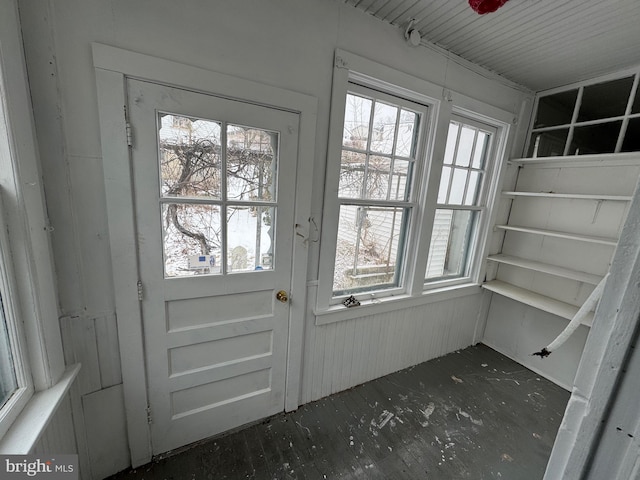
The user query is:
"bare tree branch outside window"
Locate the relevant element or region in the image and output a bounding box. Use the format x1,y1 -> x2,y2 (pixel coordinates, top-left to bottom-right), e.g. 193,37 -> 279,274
158,114 -> 277,277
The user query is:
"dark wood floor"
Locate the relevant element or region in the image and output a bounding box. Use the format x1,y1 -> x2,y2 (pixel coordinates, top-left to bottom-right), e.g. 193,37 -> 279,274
110,344 -> 569,479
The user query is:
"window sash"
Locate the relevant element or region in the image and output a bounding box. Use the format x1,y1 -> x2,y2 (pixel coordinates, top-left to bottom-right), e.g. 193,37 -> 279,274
425,115 -> 497,286
0,194 -> 33,439
330,83 -> 428,299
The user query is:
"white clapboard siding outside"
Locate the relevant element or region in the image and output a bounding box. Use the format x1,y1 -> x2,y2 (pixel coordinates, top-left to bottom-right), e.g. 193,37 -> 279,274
426,209 -> 453,278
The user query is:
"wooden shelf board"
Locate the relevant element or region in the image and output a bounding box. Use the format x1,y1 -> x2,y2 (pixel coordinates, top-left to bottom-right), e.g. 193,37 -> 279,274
502,191 -> 632,202
496,225 -> 618,246
487,254 -> 602,285
483,280 -> 593,327
510,152 -> 640,168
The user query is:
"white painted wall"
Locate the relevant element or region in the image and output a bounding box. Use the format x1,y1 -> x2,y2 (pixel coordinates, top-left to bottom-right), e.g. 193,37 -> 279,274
483,157 -> 640,389
17,0 -> 529,476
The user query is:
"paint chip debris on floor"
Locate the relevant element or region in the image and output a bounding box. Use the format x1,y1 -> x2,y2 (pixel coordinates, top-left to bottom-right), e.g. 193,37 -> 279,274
109,344 -> 569,479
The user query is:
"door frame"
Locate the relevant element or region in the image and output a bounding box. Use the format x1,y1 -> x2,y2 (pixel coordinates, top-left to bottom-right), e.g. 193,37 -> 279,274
93,43 -> 317,467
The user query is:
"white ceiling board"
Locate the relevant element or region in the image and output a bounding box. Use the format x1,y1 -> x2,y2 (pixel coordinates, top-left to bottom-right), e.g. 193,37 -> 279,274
345,0 -> 640,91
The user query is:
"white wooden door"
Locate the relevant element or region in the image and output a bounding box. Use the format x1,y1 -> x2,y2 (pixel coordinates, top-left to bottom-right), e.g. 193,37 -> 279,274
127,79 -> 299,454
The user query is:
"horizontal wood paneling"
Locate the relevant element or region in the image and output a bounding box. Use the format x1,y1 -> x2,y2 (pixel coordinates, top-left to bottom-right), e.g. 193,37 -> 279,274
302,289 -> 485,403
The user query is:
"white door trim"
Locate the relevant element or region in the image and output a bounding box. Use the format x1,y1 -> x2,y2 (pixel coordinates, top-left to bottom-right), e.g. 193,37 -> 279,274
93,43 -> 317,467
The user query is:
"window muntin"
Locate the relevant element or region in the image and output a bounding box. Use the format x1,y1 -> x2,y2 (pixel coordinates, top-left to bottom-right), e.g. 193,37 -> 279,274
426,117 -> 494,283
332,86 -> 423,296
158,113 -> 278,277
527,72 -> 640,157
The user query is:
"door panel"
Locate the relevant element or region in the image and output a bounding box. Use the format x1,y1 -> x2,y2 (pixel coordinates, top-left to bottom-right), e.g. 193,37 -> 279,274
127,79 -> 298,454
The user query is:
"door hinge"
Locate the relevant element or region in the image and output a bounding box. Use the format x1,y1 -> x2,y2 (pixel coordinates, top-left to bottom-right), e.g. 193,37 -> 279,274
124,105 -> 133,147
126,122 -> 133,147
146,405 -> 152,424
137,280 -> 143,301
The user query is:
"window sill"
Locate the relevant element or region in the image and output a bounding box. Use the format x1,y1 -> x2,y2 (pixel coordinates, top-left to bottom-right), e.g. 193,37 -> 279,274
0,363 -> 80,454
314,284 -> 482,325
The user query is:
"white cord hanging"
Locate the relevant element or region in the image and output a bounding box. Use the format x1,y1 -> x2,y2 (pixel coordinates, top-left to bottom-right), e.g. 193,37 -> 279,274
533,273 -> 609,358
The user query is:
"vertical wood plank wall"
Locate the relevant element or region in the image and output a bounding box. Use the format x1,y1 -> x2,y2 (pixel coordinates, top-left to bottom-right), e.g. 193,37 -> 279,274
302,290 -> 486,403
31,396 -> 77,455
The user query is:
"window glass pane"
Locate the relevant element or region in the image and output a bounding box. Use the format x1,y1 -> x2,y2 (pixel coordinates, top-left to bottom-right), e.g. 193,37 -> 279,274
159,114 -> 221,199
633,84 -> 640,114
395,110 -> 418,157
390,160 -> 411,201
455,127 -> 475,167
365,156 -> 391,200
569,121 -> 622,155
464,171 -> 481,206
162,203 -> 221,277
425,209 -> 476,280
227,206 -> 274,273
0,296 -> 17,409
621,117 -> 640,152
527,129 -> 568,157
472,132 -> 488,168
333,205 -> 406,294
534,90 -> 578,128
343,94 -> 372,148
449,168 -> 468,205
443,123 -> 459,165
338,151 -> 366,199
437,166 -> 451,204
227,125 -> 278,202
370,102 -> 398,154
578,77 -> 634,122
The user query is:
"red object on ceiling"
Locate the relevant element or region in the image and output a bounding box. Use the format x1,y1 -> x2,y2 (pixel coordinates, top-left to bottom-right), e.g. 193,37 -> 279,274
469,0 -> 510,14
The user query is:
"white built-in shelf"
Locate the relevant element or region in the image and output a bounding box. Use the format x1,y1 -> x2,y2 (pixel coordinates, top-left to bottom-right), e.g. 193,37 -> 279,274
487,254 -> 602,285
495,225 -> 618,246
509,152 -> 640,168
482,280 -> 594,327
502,191 -> 632,202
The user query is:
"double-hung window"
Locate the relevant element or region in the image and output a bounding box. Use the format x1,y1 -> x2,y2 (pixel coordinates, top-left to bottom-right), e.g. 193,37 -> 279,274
425,116 -> 497,284
317,51 -> 509,316
333,84 -> 427,296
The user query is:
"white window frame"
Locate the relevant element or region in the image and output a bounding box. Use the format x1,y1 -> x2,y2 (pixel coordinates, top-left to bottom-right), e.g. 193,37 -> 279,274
0,195 -> 33,440
0,0 -> 77,452
331,82 -> 429,300
525,66 -> 640,158
423,114 -> 499,289
315,50 -> 512,320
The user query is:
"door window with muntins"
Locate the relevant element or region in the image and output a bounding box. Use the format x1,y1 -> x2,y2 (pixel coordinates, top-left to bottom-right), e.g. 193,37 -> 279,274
157,113 -> 278,277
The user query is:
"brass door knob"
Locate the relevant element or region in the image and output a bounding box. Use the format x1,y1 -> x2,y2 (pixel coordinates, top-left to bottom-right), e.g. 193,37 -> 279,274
276,290 -> 289,303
